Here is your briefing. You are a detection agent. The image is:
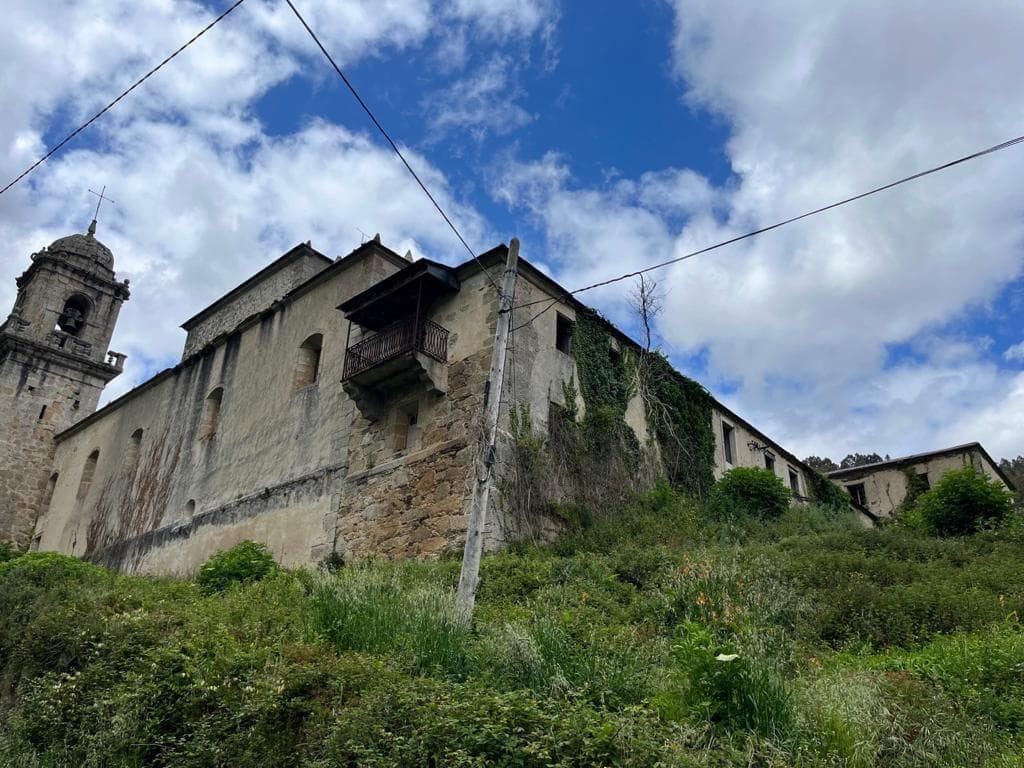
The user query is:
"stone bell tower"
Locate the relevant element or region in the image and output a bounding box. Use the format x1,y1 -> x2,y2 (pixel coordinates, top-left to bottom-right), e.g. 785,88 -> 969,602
0,219 -> 129,548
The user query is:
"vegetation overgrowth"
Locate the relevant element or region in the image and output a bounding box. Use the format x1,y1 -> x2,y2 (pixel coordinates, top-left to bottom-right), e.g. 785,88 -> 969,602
2,491 -> 1023,766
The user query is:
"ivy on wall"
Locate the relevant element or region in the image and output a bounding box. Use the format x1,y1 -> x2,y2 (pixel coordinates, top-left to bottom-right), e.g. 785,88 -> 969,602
643,354 -> 716,499
572,310 -> 716,500
806,469 -> 850,511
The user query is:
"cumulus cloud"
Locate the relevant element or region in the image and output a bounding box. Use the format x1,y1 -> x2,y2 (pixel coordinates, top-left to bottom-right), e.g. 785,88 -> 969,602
499,0 -> 1024,459
424,57 -> 534,142
0,0 -> 557,402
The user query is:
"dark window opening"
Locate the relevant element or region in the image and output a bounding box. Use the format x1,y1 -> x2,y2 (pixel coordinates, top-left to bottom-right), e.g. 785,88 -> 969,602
764,452 -> 776,472
56,294 -> 91,336
788,468 -> 800,495
185,500 -> 196,519
37,404 -> 47,421
555,313 -> 574,355
847,483 -> 867,507
722,422 -> 735,464
917,472 -> 930,490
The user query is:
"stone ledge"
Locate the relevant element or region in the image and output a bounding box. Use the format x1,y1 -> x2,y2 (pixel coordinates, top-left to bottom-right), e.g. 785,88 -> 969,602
346,438 -> 468,482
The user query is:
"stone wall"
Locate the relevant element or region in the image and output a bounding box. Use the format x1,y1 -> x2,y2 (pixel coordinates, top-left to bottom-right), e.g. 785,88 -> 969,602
181,248 -> 331,358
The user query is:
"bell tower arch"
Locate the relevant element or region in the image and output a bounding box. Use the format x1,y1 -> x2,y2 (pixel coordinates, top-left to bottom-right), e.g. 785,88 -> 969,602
0,218 -> 129,548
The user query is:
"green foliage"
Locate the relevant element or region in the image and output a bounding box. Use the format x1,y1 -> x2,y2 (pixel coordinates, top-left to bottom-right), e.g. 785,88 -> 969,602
708,467 -> 791,521
912,466 -> 1014,535
805,468 -> 849,510
307,562 -> 469,676
0,539 -> 19,563
573,310 -> 632,415
644,353 -> 716,498
3,504 -> 1024,766
196,540 -> 278,594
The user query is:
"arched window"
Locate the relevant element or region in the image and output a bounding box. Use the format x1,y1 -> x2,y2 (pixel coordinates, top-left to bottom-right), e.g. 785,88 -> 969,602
41,472 -> 59,516
199,387 -> 224,440
293,333 -> 323,389
57,294 -> 91,336
126,428 -> 144,465
185,499 -> 196,519
76,450 -> 99,501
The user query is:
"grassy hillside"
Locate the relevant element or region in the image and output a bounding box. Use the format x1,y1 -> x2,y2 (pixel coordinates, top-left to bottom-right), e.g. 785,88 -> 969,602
2,491 -> 1023,767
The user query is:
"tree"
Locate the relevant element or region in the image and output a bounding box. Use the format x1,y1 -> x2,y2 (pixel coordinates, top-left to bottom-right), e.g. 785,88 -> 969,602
839,452 -> 884,469
803,455 -> 839,473
913,466 -> 1014,536
998,456 -> 1024,501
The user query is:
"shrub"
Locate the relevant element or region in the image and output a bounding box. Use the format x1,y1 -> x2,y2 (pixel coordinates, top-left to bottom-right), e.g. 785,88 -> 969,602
708,467 -> 791,521
196,540 -> 278,594
805,469 -> 850,511
307,563 -> 469,676
913,466 -> 1014,536
0,540 -> 19,563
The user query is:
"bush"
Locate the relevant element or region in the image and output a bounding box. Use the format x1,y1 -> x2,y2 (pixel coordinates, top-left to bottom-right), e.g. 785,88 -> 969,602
0,540 -> 19,563
912,467 -> 1014,536
708,467 -> 791,521
196,540 -> 278,594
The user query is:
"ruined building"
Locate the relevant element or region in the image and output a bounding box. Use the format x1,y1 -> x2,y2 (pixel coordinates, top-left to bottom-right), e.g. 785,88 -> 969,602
2,225 -> 818,574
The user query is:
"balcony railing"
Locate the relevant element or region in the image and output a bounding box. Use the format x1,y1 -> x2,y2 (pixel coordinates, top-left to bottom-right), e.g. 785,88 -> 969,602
342,315 -> 449,381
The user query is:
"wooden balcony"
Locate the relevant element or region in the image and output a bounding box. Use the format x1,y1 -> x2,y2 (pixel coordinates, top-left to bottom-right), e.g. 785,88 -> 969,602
342,316 -> 449,382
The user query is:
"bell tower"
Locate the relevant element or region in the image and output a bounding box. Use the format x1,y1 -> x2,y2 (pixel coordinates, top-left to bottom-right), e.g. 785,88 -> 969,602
0,218 -> 129,548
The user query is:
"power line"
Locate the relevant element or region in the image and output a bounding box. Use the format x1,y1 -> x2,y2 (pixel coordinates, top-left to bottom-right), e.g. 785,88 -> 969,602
0,0 -> 249,197
282,0 -> 502,295
513,132 -> 1024,322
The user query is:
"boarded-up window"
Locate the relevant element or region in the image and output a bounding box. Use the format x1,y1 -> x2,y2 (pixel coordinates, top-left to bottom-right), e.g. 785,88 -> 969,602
294,333 -> 323,389
76,450 -> 99,501
199,387 -> 224,440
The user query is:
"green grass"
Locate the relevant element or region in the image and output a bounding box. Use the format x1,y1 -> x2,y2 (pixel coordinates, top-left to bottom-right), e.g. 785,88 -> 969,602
1,493 -> 1023,766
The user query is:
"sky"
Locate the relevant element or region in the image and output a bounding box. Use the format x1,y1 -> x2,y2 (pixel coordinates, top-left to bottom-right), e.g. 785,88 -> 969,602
1,0 -> 1022,462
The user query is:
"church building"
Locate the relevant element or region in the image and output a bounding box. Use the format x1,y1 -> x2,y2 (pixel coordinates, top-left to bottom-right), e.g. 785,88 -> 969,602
1,222 -> 816,574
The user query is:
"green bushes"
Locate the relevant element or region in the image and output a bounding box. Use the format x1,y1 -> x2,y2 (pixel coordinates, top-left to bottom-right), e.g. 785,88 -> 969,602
196,539 -> 278,594
708,467 -> 791,521
909,466 -> 1014,535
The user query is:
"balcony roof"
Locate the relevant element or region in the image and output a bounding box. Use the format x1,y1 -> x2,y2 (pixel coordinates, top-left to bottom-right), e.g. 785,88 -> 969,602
337,258 -> 459,331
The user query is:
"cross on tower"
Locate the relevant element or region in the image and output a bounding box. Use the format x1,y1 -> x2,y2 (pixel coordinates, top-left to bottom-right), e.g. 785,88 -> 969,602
87,185 -> 117,235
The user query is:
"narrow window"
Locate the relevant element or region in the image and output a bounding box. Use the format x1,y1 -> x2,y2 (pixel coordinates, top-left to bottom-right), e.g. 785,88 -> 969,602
41,472 -> 59,516
555,313 -> 574,355
764,452 -> 776,472
38,404 -> 47,421
393,401 -> 421,453
917,471 -> 930,490
722,422 -> 735,465
56,294 -> 91,336
126,428 -> 144,465
185,500 -> 196,519
788,468 -> 800,495
294,333 -> 324,389
76,450 -> 99,501
199,387 -> 224,440
847,483 -> 867,507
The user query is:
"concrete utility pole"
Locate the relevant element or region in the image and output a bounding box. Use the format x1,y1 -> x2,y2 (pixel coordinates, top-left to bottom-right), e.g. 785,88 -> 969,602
456,237 -> 520,624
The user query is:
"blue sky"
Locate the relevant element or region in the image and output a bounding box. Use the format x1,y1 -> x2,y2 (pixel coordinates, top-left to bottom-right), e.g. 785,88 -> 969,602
1,0 -> 1023,461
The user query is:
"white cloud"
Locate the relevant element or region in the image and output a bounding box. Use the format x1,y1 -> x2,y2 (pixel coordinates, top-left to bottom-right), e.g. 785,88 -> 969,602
1005,341 -> 1024,363
500,0 -> 1024,460
425,57 -> 534,142
0,0 -> 557,402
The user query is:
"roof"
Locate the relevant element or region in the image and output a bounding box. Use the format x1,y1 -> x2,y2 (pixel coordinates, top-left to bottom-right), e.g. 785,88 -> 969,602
827,442 -> 1015,490
337,258 -> 459,330
180,242 -> 333,331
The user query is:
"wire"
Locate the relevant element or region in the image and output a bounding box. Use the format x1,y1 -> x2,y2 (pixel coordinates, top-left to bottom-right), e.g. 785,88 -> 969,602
513,132 -> 1024,317
282,0 -> 503,295
0,0 -> 249,197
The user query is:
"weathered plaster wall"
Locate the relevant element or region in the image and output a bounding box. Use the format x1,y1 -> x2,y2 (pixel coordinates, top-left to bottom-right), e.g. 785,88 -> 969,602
833,448 -> 1008,519
711,407 -> 808,497
38,251 -> 402,574
181,251 -> 330,358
